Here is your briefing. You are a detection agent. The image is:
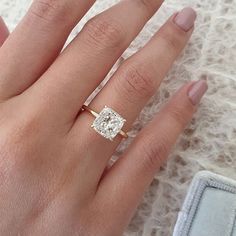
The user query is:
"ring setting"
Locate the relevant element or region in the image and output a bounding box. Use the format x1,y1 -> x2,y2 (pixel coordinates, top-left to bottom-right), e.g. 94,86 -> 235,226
82,105 -> 128,141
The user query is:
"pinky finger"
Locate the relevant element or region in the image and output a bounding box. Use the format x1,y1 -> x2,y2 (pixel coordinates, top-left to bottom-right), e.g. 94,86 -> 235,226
95,80 -> 208,233
0,17 -> 9,46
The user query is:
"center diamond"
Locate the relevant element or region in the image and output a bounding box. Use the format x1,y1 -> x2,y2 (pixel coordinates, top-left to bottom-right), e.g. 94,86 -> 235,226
92,107 -> 126,141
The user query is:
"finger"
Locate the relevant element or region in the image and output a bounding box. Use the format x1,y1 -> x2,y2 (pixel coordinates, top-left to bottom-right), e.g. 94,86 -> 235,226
27,0 -> 164,123
0,17 -> 9,46
0,0 -> 95,100
71,8 -> 196,179
95,81 -> 208,232
89,8 -> 196,128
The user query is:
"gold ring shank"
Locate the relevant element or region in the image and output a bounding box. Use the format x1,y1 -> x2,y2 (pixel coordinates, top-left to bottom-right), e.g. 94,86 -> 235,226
82,105 -> 128,139
82,105 -> 99,118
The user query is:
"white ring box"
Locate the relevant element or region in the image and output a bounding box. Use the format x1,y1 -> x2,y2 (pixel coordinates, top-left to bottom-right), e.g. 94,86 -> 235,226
173,171 -> 236,236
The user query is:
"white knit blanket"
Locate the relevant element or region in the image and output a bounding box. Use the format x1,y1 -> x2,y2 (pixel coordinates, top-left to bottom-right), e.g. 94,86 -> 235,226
1,0 -> 236,235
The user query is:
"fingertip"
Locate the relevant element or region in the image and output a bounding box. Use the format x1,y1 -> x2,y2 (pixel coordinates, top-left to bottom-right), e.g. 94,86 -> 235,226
174,7 -> 197,32
188,80 -> 208,106
161,82 -> 198,125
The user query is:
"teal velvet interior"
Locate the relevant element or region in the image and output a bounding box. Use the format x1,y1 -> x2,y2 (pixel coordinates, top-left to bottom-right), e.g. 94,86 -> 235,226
189,187 -> 236,236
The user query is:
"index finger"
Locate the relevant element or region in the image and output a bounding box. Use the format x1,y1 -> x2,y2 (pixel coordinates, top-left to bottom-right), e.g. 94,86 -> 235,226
0,0 -> 95,100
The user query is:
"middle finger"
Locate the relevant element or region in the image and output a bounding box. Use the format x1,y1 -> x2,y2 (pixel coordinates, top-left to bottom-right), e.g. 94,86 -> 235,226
25,0 -> 164,125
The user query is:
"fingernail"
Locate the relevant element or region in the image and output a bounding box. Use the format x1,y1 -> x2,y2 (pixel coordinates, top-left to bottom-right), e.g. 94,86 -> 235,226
188,80 -> 208,105
174,7 -> 197,31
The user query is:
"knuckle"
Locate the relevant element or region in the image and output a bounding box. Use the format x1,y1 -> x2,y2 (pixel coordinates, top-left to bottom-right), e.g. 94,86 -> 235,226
0,114 -> 44,169
139,0 -> 151,7
29,0 -> 69,23
116,64 -> 156,103
8,112 -> 42,142
142,137 -> 169,170
19,117 -> 41,137
0,124 -> 34,170
138,0 -> 161,13
158,26 -> 184,53
138,0 -> 153,12
167,106 -> 188,128
82,16 -> 124,49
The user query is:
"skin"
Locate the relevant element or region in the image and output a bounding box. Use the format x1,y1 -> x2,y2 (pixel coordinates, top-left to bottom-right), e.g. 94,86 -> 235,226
0,1 -> 204,235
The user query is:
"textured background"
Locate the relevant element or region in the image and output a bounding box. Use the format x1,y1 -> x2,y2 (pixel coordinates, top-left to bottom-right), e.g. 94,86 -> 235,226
1,0 -> 236,235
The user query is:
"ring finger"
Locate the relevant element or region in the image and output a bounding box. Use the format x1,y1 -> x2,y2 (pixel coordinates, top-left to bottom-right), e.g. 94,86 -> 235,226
71,7 -> 197,181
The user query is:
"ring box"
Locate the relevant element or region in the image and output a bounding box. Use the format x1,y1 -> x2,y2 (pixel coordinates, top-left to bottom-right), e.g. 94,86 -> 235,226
173,171 -> 236,236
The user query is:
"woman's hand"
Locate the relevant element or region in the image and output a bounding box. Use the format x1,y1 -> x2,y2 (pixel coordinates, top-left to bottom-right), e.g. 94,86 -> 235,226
0,1 -> 207,235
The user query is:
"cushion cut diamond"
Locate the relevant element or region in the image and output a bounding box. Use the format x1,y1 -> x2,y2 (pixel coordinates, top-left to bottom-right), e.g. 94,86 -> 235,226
92,107 -> 126,140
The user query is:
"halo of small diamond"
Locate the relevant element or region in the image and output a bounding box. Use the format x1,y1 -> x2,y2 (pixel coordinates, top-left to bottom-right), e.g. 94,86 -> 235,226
92,107 -> 126,140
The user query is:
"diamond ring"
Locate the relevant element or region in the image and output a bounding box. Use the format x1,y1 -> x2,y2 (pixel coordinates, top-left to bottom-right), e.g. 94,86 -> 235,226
82,105 -> 128,141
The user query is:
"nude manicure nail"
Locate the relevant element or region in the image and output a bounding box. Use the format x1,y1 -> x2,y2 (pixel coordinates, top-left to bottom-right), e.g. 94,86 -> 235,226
188,80 -> 208,105
174,7 -> 197,31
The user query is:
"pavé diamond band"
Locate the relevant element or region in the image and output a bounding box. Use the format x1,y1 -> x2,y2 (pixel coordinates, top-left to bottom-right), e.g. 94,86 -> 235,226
82,105 -> 128,141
